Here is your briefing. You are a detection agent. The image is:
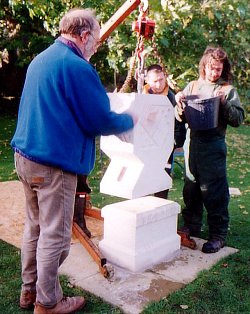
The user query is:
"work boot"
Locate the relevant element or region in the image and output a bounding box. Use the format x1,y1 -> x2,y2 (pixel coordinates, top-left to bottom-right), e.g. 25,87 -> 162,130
34,296 -> 86,314
20,290 -> 36,309
202,238 -> 225,254
177,226 -> 198,249
74,193 -> 91,238
74,175 -> 92,238
76,175 -> 91,194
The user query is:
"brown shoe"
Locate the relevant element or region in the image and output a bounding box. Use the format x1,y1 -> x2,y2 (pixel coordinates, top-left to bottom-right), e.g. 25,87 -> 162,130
34,296 -> 86,314
177,227 -> 197,250
20,290 -> 36,309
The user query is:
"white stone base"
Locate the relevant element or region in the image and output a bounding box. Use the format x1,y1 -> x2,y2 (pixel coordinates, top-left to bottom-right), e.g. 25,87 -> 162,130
99,196 -> 181,272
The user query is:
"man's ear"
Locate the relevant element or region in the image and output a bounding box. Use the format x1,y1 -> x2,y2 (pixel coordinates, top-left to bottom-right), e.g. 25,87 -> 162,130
80,31 -> 89,44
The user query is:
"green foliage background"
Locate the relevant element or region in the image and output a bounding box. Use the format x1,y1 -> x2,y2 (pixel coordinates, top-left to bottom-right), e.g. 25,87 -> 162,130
1,0 -> 249,100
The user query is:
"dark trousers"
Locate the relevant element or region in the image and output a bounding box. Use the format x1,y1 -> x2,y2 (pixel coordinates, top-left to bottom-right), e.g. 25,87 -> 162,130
182,136 -> 230,241
154,151 -> 174,199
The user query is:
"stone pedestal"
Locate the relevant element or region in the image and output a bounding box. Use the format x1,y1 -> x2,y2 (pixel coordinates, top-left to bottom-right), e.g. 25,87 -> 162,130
99,196 -> 181,272
99,93 -> 180,271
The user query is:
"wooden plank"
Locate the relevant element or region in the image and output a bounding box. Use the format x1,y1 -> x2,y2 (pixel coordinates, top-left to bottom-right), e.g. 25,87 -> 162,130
100,0 -> 141,42
85,206 -> 103,221
72,222 -> 109,277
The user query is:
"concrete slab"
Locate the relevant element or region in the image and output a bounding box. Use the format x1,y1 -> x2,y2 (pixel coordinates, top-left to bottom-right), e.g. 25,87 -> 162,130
59,238 -> 237,314
0,181 -> 239,314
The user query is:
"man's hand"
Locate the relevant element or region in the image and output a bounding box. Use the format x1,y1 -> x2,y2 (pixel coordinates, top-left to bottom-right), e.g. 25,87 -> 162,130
175,91 -> 186,105
124,111 -> 138,126
214,89 -> 226,105
175,91 -> 186,120
116,130 -> 133,143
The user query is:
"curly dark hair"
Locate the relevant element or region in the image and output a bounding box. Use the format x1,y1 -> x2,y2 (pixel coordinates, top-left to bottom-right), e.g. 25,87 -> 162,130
199,46 -> 233,83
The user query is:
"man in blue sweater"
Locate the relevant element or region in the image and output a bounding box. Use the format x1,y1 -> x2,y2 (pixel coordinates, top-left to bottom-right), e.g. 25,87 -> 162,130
11,8 -> 136,314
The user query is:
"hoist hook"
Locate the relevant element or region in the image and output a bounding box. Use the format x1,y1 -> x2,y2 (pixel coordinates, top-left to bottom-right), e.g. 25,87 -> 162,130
139,0 -> 149,17
132,0 -> 155,40
136,37 -> 147,93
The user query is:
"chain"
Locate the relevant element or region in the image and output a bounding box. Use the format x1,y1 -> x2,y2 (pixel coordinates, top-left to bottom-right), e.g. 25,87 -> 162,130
119,36 -> 180,93
118,1 -> 148,93
118,57 -> 136,93
118,0 -> 180,93
119,36 -> 143,93
151,36 -> 180,92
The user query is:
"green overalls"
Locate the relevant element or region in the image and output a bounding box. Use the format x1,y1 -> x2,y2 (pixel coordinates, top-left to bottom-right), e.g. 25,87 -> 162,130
180,78 -> 244,240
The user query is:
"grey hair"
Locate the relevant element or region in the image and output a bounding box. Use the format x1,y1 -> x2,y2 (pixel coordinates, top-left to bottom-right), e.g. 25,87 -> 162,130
59,8 -> 98,36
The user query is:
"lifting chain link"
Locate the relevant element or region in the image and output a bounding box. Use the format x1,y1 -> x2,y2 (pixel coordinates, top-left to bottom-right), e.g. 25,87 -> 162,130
151,36 -> 180,92
119,0 -> 179,93
119,35 -> 179,93
118,0 -> 148,93
118,35 -> 144,93
118,57 -> 136,93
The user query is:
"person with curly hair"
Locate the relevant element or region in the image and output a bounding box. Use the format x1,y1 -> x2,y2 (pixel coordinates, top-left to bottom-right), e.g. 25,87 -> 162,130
175,46 -> 244,253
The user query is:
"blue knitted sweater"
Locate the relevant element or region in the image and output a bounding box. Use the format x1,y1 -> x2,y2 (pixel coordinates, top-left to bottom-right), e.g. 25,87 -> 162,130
11,39 -> 133,174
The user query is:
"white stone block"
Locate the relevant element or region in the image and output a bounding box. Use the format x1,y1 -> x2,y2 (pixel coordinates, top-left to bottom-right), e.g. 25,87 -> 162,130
100,93 -> 174,199
99,196 -> 181,272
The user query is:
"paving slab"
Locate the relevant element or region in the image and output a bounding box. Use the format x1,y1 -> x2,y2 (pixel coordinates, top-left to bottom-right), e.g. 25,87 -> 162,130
0,181 -> 239,314
59,238 -> 237,314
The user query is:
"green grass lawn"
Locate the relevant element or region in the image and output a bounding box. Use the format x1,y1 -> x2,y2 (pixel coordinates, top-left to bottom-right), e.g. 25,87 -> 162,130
0,111 -> 249,313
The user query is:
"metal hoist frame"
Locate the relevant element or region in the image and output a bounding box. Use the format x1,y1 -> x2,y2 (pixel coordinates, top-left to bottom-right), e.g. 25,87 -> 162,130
72,0 -> 178,280
119,1 -> 178,93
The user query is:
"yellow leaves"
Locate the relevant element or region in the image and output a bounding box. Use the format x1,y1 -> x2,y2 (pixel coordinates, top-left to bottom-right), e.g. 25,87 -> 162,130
207,10 -> 215,20
161,0 -> 193,27
221,263 -> 229,268
238,204 -> 248,215
180,304 -> 189,309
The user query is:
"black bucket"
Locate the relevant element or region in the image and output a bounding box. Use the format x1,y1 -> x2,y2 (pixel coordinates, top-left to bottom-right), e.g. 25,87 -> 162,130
184,95 -> 220,130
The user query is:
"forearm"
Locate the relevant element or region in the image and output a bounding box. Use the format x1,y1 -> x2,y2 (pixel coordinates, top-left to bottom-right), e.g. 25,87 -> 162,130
221,89 -> 245,127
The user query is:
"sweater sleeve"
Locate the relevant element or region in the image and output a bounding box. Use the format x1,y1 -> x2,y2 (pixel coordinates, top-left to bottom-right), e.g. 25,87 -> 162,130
220,87 -> 245,127
64,60 -> 134,137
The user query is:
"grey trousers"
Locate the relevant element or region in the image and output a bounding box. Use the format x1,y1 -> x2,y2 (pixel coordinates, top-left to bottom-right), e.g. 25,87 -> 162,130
15,153 -> 77,307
